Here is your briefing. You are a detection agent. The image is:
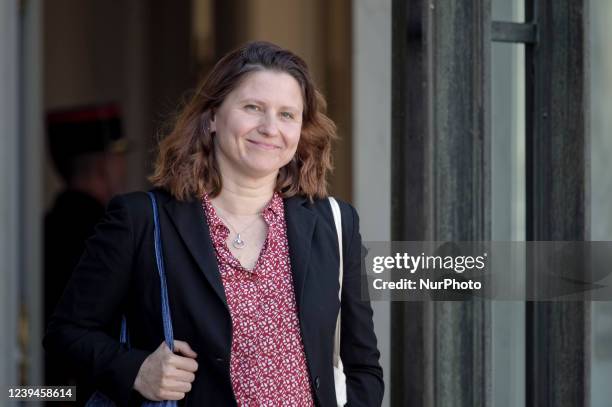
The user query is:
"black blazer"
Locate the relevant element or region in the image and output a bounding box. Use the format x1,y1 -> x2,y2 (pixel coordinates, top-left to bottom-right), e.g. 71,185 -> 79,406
44,189 -> 384,406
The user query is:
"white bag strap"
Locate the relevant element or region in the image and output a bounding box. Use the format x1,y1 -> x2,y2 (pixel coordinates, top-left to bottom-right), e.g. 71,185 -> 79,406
329,197 -> 343,367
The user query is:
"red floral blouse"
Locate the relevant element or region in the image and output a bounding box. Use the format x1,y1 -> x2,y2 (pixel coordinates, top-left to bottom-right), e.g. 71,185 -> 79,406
202,193 -> 314,406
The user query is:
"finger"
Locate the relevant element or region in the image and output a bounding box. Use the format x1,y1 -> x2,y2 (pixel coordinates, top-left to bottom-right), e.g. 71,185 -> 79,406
161,378 -> 192,393
170,354 -> 199,373
173,340 -> 198,358
157,341 -> 174,356
157,340 -> 170,352
158,390 -> 186,401
168,368 -> 196,383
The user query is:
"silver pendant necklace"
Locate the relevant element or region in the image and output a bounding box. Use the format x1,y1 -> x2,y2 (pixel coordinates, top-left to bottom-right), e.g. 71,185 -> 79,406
232,233 -> 246,249
214,209 -> 262,249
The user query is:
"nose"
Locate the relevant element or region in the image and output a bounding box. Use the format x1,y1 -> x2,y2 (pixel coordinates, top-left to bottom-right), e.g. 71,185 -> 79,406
257,113 -> 280,137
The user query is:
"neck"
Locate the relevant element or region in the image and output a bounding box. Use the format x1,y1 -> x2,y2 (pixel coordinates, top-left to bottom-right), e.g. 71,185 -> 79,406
212,175 -> 276,216
212,147 -> 279,215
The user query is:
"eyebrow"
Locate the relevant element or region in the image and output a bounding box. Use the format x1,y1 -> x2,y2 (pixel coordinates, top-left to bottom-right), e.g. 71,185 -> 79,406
239,98 -> 302,112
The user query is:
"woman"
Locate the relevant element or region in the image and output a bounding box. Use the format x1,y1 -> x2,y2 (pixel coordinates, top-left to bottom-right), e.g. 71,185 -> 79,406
44,41 -> 383,407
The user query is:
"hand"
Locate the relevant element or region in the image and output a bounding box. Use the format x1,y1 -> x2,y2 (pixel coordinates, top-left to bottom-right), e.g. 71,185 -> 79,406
133,340 -> 198,401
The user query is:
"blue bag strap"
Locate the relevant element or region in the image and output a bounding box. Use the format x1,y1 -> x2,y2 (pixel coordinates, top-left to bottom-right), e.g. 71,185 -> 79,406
145,192 -> 178,407
119,316 -> 129,345
147,191 -> 175,352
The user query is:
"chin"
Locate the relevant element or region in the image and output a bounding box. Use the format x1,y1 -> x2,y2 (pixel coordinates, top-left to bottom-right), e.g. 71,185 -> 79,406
239,163 -> 278,178
243,158 -> 289,176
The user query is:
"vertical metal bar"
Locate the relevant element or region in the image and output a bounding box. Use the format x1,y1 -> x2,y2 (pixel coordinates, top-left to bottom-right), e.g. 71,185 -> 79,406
431,2 -> 491,406
0,0 -> 21,404
524,1 -> 537,404
392,0 -> 492,405
525,0 -> 591,406
20,0 -> 43,394
391,1 -> 431,405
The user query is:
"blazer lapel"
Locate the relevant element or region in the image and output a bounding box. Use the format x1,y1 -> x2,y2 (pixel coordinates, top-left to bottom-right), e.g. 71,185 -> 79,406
163,197 -> 229,311
284,196 -> 317,314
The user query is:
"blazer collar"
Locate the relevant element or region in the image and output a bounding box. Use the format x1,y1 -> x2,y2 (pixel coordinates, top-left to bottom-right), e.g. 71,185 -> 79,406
163,194 -> 317,315
163,196 -> 230,311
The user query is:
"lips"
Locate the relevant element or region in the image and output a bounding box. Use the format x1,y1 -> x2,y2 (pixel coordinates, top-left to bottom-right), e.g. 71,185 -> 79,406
246,139 -> 280,150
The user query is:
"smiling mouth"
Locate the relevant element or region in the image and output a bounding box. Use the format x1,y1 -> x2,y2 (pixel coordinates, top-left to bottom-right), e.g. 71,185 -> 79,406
247,139 -> 281,150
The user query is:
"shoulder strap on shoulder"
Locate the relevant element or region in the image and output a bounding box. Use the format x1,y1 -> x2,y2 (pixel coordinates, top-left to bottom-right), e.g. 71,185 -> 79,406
328,197 -> 343,292
147,191 -> 175,351
328,197 -> 343,368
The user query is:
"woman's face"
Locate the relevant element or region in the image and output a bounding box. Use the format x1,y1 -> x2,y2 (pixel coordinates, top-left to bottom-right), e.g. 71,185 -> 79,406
211,70 -> 304,181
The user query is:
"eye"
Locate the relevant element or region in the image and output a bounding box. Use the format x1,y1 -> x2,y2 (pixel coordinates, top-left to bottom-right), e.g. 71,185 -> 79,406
244,104 -> 261,112
280,111 -> 295,120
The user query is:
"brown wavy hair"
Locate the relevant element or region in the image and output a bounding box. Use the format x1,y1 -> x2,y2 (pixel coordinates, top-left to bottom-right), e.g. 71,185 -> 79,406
149,41 -> 337,201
